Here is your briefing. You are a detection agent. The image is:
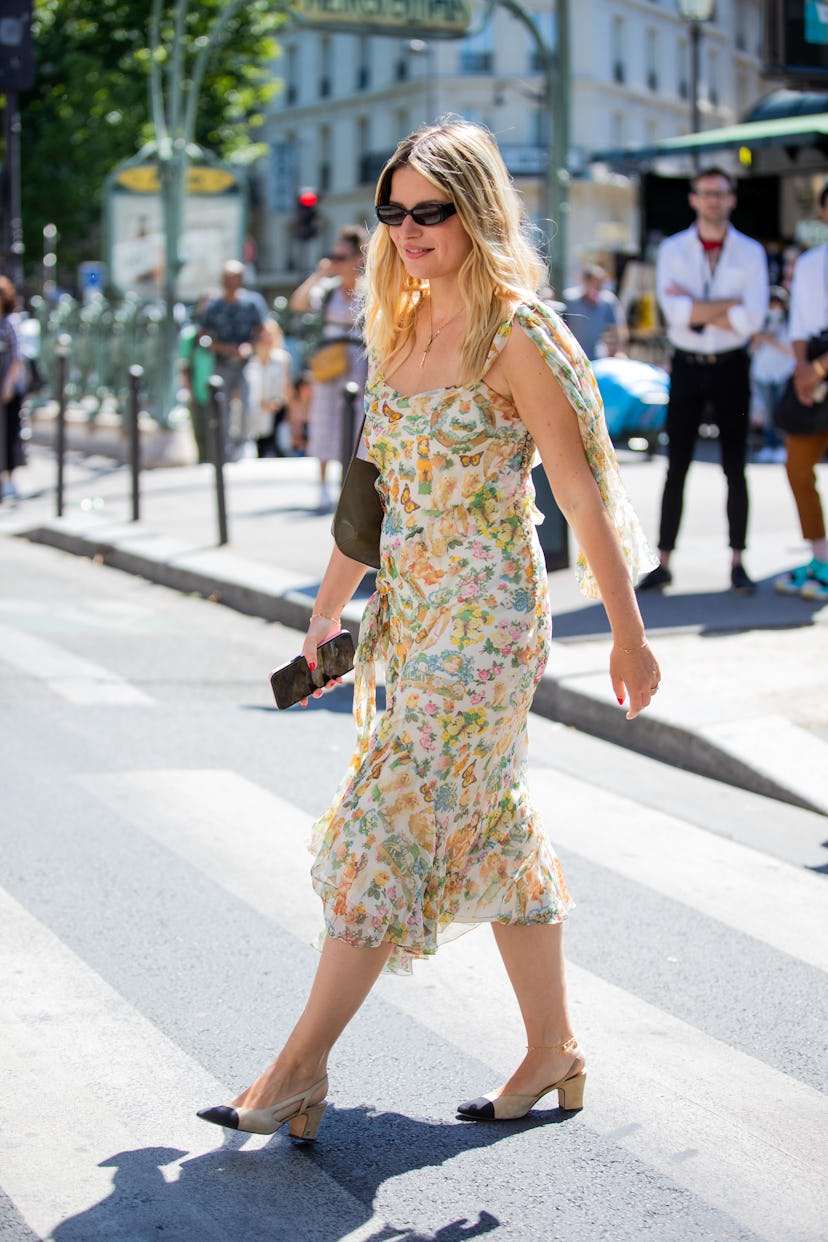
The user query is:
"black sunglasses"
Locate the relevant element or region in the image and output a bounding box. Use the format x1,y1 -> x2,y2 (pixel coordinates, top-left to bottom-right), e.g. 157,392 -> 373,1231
375,202 -> 457,227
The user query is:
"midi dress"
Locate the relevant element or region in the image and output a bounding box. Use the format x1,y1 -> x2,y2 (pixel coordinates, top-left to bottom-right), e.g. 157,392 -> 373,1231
310,298 -> 653,973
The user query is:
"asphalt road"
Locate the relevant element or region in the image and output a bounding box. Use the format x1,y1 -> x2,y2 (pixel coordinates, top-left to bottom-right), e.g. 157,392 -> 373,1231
1,538 -> 826,1242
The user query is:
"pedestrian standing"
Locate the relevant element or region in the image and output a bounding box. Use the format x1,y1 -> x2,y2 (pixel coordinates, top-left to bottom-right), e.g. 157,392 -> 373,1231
290,227 -> 368,510
245,319 -> 294,457
750,286 -> 794,463
774,181 -> 828,600
197,120 -> 660,1141
639,166 -> 769,594
563,264 -> 627,360
197,260 -> 266,458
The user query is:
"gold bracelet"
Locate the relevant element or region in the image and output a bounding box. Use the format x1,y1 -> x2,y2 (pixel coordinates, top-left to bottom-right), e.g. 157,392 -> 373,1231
310,611 -> 340,625
620,638 -> 648,654
813,358 -> 827,380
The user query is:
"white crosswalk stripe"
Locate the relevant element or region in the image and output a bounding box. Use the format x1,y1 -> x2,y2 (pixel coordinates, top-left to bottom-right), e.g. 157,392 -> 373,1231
530,767 -> 828,973
3,764 -> 827,1240
79,768 -> 828,1242
83,767 -> 828,985
0,886 -> 377,1241
0,623 -> 154,705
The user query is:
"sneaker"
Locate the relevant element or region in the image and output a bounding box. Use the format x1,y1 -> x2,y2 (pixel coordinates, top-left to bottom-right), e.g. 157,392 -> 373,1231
774,559 -> 822,595
755,446 -> 776,463
775,560 -> 813,594
0,480 -> 19,502
637,564 -> 672,592
799,560 -> 828,601
730,564 -> 757,594
772,446 -> 787,464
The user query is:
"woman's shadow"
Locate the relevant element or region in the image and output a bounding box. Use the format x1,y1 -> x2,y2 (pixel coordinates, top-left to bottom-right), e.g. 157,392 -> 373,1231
51,1104 -> 576,1240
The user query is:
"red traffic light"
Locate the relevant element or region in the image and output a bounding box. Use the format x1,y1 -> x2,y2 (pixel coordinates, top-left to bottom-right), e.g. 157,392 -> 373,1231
295,188 -> 321,240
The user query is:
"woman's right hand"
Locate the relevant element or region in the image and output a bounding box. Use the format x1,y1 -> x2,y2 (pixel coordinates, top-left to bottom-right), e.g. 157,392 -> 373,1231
299,615 -> 342,708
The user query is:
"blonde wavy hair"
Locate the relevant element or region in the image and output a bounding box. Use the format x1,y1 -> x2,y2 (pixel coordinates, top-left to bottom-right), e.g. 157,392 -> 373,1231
363,118 -> 547,382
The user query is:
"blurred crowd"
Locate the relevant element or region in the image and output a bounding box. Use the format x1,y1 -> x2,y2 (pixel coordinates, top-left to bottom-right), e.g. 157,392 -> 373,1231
2,174 -> 826,595
177,229 -> 368,513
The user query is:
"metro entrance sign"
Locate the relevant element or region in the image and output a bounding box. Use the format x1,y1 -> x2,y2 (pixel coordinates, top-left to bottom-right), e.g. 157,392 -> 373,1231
295,0 -> 472,37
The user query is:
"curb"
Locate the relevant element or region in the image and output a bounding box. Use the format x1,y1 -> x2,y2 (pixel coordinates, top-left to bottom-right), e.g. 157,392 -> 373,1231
20,519 -> 823,817
530,675 -> 819,812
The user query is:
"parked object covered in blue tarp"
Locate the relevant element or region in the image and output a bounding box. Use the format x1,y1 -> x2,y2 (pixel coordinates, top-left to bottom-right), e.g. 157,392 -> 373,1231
592,357 -> 670,453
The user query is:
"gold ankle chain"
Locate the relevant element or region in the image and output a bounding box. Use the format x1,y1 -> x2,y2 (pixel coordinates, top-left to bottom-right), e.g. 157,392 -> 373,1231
527,1037 -> 578,1053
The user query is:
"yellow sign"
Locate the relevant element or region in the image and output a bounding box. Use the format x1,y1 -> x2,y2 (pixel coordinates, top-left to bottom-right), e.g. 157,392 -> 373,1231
115,165 -> 238,194
296,0 -> 471,35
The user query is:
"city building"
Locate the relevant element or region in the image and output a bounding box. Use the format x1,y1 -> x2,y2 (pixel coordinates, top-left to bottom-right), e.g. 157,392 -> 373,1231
253,1 -> 773,297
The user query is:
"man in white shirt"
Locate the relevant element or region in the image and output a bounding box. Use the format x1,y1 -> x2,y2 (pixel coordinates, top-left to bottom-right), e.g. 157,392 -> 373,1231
638,166 -> 769,593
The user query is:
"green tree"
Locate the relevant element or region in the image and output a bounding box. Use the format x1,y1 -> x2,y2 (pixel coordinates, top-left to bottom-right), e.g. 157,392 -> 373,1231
18,0 -> 286,287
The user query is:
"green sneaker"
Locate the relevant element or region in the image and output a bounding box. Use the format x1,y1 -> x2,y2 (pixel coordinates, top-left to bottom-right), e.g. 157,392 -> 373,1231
800,560 -> 828,601
774,559 -> 821,595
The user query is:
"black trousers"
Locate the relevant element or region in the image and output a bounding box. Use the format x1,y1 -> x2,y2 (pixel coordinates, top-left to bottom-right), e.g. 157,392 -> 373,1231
658,350 -> 751,553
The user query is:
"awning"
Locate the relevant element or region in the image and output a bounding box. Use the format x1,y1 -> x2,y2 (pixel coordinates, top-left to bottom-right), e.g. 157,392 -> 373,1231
591,111 -> 828,165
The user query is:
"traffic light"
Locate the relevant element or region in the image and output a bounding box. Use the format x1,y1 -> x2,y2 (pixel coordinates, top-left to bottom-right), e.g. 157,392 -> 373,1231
0,0 -> 35,93
294,188 -> 320,240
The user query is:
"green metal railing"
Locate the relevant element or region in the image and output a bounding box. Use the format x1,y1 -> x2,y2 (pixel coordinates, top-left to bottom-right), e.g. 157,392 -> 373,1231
31,292 -> 177,424
30,290 -> 326,425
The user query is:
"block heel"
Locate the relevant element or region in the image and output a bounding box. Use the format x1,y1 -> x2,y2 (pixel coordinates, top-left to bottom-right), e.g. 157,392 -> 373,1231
289,1100 -> 327,1141
556,1070 -> 586,1110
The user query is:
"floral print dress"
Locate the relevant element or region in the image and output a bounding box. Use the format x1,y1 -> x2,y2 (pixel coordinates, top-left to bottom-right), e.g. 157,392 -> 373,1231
310,298 -> 653,973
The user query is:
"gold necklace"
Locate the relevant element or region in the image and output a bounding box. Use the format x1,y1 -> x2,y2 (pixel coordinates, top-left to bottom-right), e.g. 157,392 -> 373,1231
420,301 -> 464,368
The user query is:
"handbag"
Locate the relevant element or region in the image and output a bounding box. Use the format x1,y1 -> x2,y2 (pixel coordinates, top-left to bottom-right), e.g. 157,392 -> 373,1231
773,329 -> 828,435
331,416 -> 383,568
309,339 -> 350,383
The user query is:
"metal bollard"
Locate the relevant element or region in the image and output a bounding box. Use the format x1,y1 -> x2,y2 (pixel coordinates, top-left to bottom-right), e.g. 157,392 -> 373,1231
339,380 -> 360,476
128,364 -> 143,522
54,333 -> 71,518
207,374 -> 228,546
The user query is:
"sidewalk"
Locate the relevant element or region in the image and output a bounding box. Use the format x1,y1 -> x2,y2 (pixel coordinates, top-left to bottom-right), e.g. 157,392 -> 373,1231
3,434 -> 827,817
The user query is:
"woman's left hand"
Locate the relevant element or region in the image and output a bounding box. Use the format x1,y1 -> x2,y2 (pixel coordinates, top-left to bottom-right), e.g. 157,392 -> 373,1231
610,640 -> 661,720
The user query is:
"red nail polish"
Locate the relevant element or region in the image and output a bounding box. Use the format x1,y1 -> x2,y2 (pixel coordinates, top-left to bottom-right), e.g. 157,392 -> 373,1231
617,697 -> 624,705
308,661 -> 316,671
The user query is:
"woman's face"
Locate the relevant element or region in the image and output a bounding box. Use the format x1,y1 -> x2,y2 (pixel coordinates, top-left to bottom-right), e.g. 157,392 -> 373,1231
385,165 -> 473,283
